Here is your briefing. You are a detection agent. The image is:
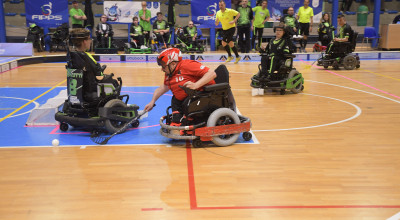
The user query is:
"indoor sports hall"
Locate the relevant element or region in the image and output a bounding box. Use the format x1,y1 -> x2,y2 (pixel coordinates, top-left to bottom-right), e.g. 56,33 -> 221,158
1,0 -> 400,219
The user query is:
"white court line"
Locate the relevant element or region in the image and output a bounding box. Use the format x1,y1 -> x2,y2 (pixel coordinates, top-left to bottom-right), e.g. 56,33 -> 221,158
307,80 -> 400,104
0,96 -> 39,118
252,93 -> 362,132
387,212 -> 400,220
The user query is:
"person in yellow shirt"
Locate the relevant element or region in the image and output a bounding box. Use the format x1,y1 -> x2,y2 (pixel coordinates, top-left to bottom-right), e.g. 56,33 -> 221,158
296,0 -> 314,52
215,0 -> 241,64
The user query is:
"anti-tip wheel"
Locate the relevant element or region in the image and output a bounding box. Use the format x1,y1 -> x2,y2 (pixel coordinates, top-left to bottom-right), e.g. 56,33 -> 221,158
60,123 -> 68,132
192,139 -> 203,148
242,132 -> 252,141
131,120 -> 140,128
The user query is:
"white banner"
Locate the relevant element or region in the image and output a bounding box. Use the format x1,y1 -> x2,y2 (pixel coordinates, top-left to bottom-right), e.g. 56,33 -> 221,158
104,1 -> 160,23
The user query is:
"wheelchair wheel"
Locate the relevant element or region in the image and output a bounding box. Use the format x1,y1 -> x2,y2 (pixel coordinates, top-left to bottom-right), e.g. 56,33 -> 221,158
288,70 -> 303,94
60,122 -> 69,132
104,99 -> 130,134
343,55 -> 357,70
207,108 -> 240,147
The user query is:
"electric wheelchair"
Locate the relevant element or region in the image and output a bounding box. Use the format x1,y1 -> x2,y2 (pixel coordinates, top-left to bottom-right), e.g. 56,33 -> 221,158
55,45 -> 139,134
159,65 -> 252,148
173,26 -> 205,54
250,53 -> 304,95
316,32 -> 360,70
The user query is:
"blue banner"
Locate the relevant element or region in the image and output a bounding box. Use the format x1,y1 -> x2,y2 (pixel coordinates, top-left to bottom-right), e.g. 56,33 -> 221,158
25,0 -> 69,28
191,0 -> 231,27
268,0 -> 323,23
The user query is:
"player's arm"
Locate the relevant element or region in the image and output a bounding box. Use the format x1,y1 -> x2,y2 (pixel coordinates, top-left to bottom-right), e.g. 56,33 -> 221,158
144,84 -> 170,112
183,69 -> 217,90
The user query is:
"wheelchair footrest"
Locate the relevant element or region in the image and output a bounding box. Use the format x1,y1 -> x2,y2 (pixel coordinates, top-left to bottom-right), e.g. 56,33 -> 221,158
194,121 -> 251,141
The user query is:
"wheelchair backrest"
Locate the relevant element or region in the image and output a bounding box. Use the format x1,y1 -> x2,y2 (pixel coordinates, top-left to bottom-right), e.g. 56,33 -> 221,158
214,64 -> 229,84
67,68 -> 84,105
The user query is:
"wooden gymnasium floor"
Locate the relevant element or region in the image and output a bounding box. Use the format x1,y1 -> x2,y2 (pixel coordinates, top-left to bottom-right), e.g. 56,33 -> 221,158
0,57 -> 400,219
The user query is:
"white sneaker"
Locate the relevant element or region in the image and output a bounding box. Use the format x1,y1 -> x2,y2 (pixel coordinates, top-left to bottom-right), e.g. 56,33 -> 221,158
140,45 -> 148,49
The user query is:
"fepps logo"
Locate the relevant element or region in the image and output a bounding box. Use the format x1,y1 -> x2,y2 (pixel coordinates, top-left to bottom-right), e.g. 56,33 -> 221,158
197,3 -> 217,21
32,2 -> 62,20
219,55 -> 227,61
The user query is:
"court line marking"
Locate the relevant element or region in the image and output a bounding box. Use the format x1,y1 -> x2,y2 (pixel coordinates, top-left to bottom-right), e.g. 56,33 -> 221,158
387,211 -> 400,220
0,80 -> 66,123
300,60 -> 400,100
252,93 -> 362,132
186,141 -> 400,210
360,68 -> 400,82
0,96 -> 39,118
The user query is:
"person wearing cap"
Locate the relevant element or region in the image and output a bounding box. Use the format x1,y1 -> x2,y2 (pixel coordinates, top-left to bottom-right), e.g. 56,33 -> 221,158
253,25 -> 293,80
70,1 -> 87,29
215,0 -> 241,64
139,1 -> 151,47
144,48 -> 216,128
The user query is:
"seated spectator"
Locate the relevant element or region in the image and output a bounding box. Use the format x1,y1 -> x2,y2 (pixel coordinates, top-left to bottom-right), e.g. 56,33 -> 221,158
95,14 -> 114,48
130,16 -> 147,49
183,21 -> 198,47
153,12 -> 170,48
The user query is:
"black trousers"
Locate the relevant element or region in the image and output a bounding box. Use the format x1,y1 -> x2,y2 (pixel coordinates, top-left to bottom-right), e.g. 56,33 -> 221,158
252,27 -> 264,50
131,35 -> 144,48
171,96 -> 184,123
237,25 -> 251,53
155,32 -> 170,46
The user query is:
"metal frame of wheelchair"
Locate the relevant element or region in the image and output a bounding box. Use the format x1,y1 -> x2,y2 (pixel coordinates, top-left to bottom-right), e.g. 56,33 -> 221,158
250,54 -> 305,95
159,65 -> 252,148
55,62 -> 139,134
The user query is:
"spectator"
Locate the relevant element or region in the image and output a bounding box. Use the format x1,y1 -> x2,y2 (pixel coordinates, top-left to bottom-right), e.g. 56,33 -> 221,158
69,1 -> 87,29
237,0 -> 253,53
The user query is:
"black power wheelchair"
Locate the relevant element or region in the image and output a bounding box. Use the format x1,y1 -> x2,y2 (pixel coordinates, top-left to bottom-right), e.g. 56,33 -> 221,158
250,54 -> 304,95
173,27 -> 205,53
316,32 -> 360,70
55,38 -> 139,134
159,65 -> 252,148
25,23 -> 45,52
48,23 -> 69,52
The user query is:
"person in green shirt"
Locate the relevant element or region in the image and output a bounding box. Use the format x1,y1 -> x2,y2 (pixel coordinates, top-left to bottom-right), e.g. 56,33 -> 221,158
296,0 -> 314,52
130,16 -> 146,49
325,14 -> 354,58
280,7 -> 299,37
139,1 -> 151,47
183,21 -> 198,47
215,0 -> 241,64
237,0 -> 253,53
69,1 -> 87,29
251,0 -> 270,51
153,12 -> 170,48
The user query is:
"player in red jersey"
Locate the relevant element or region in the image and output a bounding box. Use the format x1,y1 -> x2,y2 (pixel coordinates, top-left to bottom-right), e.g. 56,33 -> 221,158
144,48 -> 217,126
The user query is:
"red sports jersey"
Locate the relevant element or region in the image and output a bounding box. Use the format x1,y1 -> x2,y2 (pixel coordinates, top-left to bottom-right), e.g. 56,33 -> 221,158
164,60 -> 215,101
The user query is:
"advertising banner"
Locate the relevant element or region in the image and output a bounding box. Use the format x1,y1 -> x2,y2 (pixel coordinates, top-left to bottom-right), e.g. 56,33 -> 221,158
268,0 -> 323,23
191,0 -> 231,27
104,1 -> 160,23
25,0 -> 69,27
0,43 -> 33,56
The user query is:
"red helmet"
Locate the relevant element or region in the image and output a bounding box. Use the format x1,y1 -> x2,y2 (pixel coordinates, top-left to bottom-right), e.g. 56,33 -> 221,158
157,48 -> 182,66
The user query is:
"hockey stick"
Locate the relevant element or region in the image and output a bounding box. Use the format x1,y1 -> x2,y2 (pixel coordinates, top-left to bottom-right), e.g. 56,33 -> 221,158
90,106 -> 153,145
